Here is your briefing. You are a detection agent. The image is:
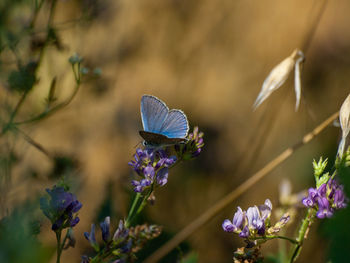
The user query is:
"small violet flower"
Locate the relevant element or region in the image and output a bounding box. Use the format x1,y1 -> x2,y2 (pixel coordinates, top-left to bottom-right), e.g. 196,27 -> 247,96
222,199 -> 289,240
100,216 -> 111,242
129,148 -> 176,193
83,217 -> 162,262
302,179 -> 347,219
222,207 -> 244,233
40,186 -> 82,232
175,126 -> 204,160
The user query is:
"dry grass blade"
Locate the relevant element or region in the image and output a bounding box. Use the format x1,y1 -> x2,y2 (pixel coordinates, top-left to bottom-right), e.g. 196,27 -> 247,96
144,111 -> 339,263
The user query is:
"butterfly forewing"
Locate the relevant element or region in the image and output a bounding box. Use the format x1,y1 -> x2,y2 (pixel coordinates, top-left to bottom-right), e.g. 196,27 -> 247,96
141,95 -> 169,133
159,110 -> 189,138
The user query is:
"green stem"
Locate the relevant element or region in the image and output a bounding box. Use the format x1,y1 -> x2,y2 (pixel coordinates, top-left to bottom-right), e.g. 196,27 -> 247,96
14,78 -> 81,125
0,0 -> 58,136
252,235 -> 298,245
56,231 -> 62,263
125,187 -> 154,228
290,208 -> 316,262
136,188 -> 153,214
125,192 -> 142,228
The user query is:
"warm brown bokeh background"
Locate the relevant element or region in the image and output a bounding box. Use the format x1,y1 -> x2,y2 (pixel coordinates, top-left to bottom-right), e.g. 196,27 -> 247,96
3,0 -> 350,262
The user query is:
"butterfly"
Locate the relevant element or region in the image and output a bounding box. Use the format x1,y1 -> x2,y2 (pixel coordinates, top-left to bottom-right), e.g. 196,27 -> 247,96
139,95 -> 189,146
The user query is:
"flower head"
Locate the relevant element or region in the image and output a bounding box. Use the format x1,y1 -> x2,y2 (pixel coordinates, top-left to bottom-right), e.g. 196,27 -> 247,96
83,218 -> 161,262
129,148 -> 176,193
222,199 -> 288,240
302,179 -> 347,219
40,186 -> 82,232
175,126 -> 204,160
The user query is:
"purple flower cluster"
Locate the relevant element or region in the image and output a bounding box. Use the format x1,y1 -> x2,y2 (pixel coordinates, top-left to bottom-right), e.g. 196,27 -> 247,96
83,217 -> 162,262
302,179 -> 347,219
222,199 -> 289,239
40,186 -> 82,232
175,126 -> 204,160
128,148 -> 176,192
84,218 -> 130,252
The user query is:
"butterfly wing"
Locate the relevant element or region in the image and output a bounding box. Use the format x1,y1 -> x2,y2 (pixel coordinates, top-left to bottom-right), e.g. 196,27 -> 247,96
139,131 -> 186,146
140,95 -> 169,133
159,109 -> 189,138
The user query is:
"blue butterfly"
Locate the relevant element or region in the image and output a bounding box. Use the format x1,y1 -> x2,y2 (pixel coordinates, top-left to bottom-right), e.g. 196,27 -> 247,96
139,95 -> 189,146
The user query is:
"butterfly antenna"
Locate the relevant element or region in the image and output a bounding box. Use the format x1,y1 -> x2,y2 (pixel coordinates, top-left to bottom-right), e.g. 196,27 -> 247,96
134,141 -> 143,149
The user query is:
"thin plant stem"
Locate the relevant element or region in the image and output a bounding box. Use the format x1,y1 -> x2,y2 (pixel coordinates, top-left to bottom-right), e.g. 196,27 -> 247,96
144,111 -> 339,263
13,61 -> 81,125
0,0 -> 58,136
301,0 -> 328,53
290,208 -> 317,262
125,192 -> 142,228
252,235 -> 298,245
125,186 -> 154,228
136,188 -> 153,215
56,231 -> 62,263
16,128 -> 52,158
29,0 -> 45,30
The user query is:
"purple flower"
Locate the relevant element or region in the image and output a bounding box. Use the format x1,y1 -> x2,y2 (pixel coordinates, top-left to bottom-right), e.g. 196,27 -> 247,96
302,179 -> 347,218
100,217 -> 111,242
81,255 -> 89,263
222,219 -> 235,232
317,184 -> 327,196
113,220 -> 129,244
239,226 -> 250,238
334,188 -> 347,209
156,168 -> 169,186
302,197 -> 314,207
40,186 -> 82,232
129,148 -> 177,193
232,207 -> 244,230
246,206 -> 265,234
223,199 -> 284,239
84,224 -> 99,251
175,126 -> 204,160
316,197 -> 333,219
222,207 -> 245,233
143,165 -> 155,179
258,199 -> 272,220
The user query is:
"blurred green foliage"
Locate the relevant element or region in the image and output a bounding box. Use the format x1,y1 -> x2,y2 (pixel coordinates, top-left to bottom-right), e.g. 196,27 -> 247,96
7,61 -> 37,92
0,202 -> 54,263
322,159 -> 350,263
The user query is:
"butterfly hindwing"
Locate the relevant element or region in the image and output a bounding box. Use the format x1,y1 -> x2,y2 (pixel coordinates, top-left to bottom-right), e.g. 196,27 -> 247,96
159,109 -> 189,138
139,131 -> 186,146
140,95 -> 169,133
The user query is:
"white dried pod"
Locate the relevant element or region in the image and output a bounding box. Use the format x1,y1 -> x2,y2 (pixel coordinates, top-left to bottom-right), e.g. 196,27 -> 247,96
294,51 -> 305,111
253,49 -> 304,111
338,94 -> 350,158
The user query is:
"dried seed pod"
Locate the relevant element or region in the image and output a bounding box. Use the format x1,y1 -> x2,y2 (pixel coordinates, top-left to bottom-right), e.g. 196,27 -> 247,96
338,94 -> 350,158
253,49 -> 304,111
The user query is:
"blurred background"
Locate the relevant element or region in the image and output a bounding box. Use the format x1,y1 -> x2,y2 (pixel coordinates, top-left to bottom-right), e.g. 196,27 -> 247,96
1,0 -> 350,262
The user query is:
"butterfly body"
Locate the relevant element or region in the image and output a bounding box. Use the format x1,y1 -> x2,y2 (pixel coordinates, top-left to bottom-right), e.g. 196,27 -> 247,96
140,95 -> 189,146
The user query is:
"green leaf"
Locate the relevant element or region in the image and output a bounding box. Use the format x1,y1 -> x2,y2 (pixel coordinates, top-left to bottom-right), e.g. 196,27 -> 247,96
7,62 -> 37,92
180,252 -> 198,263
